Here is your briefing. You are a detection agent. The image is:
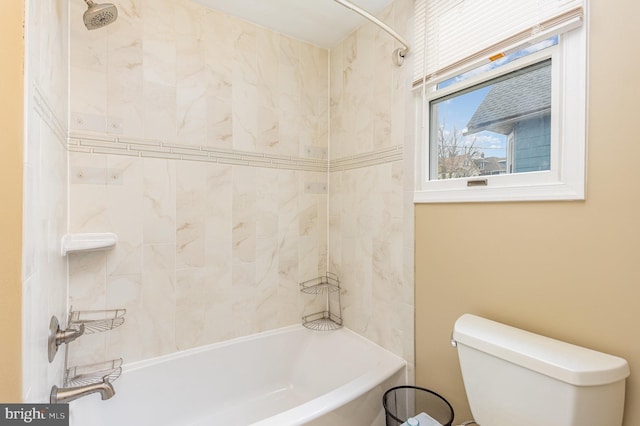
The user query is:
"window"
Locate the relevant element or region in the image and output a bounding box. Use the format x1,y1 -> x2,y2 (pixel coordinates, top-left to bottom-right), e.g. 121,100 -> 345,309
414,0 -> 587,203
432,53 -> 553,180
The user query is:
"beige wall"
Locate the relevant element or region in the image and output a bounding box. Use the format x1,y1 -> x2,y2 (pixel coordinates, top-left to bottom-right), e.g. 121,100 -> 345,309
415,1 -> 640,424
0,1 -> 24,402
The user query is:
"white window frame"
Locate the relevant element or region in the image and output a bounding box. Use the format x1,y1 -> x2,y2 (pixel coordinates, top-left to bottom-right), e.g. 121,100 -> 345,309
414,25 -> 587,203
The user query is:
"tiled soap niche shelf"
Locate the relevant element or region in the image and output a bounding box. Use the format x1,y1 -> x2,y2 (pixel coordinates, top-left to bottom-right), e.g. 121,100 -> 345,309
61,232 -> 118,256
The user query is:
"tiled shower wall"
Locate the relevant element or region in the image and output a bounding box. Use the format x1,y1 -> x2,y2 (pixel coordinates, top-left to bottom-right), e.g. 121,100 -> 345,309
67,0 -> 414,367
329,0 -> 415,364
23,0 -> 69,401
67,0 -> 329,365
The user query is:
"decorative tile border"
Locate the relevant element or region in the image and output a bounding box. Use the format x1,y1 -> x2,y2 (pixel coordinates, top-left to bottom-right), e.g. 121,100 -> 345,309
33,83 -> 403,173
329,145 -> 404,172
32,86 -> 67,148
68,132 -> 328,172
68,132 -> 404,172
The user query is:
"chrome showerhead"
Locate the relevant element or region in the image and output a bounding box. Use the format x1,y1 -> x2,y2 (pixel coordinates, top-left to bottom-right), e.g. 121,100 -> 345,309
83,0 -> 118,30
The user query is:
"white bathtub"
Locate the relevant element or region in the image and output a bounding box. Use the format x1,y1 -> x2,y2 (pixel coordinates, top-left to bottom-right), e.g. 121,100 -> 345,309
69,325 -> 407,426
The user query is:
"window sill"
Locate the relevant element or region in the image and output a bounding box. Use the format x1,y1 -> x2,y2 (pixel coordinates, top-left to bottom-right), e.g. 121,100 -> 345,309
414,179 -> 585,203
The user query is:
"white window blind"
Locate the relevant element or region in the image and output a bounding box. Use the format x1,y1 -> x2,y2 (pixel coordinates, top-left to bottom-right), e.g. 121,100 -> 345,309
413,0 -> 427,85
414,0 -> 584,85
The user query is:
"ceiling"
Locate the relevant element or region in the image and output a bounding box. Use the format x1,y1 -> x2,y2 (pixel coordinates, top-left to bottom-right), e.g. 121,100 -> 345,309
190,0 -> 395,48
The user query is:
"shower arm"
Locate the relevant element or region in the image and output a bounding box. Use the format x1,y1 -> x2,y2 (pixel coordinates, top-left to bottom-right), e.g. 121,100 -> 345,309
332,0 -> 410,66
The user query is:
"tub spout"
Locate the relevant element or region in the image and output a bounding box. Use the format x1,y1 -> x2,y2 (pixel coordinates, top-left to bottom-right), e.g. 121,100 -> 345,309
50,378 -> 115,404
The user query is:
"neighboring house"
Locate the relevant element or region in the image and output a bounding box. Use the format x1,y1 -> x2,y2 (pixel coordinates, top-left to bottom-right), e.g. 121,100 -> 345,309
465,61 -> 551,174
474,155 -> 507,176
438,154 -> 481,179
438,154 -> 507,178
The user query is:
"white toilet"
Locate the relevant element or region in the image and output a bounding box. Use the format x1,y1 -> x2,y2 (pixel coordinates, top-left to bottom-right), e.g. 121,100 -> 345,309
452,314 -> 630,426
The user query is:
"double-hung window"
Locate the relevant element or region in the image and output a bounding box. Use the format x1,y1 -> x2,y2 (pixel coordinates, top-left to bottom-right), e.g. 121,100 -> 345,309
414,0 -> 587,203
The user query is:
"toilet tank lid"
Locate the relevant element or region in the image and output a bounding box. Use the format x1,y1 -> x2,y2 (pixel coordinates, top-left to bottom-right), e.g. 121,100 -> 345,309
453,314 -> 630,386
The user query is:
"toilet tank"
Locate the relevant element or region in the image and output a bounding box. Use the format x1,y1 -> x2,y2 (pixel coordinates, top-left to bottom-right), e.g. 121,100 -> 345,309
452,314 -> 630,426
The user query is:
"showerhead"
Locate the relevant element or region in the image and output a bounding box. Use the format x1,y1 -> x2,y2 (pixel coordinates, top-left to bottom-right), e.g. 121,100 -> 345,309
83,0 -> 118,30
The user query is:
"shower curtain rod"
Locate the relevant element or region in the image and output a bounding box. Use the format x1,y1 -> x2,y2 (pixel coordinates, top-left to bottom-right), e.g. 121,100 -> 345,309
333,0 -> 410,66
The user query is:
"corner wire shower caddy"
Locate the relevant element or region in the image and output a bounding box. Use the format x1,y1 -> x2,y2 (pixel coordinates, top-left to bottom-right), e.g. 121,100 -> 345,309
300,272 -> 343,331
63,308 -> 126,387
65,358 -> 123,387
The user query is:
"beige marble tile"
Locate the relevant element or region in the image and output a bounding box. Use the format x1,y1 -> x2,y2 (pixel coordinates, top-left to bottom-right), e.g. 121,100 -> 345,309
175,0 -> 207,146
175,267 -> 210,350
204,164 -> 233,267
69,154 -> 109,233
176,161 -> 207,268
64,0 -> 414,367
230,261 -> 257,336
140,0 -> 177,142
256,169 -> 279,239
204,263 -> 233,343
104,0 -> 144,138
105,274 -> 144,363
69,252 -> 108,311
143,158 -> 176,244
277,40 -> 302,157
206,72 -> 233,149
141,243 -> 176,357
106,155 -> 144,276
203,10 -> 234,152
232,167 -> 257,264
231,20 -> 258,152
142,81 -> 178,142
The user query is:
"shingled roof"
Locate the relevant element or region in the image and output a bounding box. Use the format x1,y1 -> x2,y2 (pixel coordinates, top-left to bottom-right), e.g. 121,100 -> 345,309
466,61 -> 551,135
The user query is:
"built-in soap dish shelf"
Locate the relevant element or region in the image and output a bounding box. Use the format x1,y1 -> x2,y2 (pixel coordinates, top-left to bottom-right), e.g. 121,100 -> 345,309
300,272 -> 343,331
69,309 -> 126,334
61,232 -> 118,256
65,358 -> 123,387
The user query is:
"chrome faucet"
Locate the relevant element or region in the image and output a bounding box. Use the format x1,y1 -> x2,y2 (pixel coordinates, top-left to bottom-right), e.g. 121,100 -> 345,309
50,378 -> 115,404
